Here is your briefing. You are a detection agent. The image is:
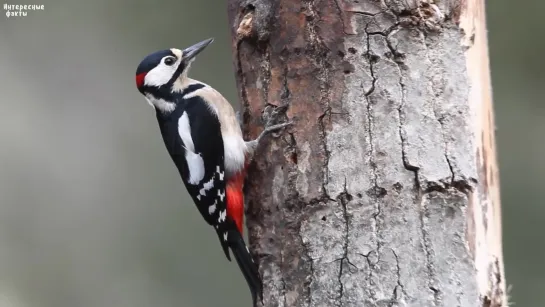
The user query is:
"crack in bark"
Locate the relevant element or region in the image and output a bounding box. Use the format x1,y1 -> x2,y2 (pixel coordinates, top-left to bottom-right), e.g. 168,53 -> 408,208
337,260 -> 345,307
260,44 -> 272,104
366,22 -> 400,37
235,39 -> 251,129
335,177 -> 352,306
424,32 -> 474,195
363,29 -> 384,296
280,63 -> 291,105
280,250 -> 287,307
305,0 -> 334,201
318,111 -> 332,198
403,45 -> 440,302
381,26 -> 423,194
333,0 -> 350,35
380,24 -> 441,306
420,31 -> 457,190
334,0 -> 390,36
298,228 -> 313,307
358,251 -> 377,301
445,149 -> 456,186
420,197 -> 440,306
392,249 -> 407,300
364,26 -> 377,96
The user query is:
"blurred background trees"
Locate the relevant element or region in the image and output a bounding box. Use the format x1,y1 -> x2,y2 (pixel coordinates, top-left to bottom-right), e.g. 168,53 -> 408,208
0,1 -> 542,306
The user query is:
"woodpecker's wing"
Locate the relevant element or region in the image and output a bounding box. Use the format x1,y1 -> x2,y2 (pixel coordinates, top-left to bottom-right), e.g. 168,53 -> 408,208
166,95 -> 237,261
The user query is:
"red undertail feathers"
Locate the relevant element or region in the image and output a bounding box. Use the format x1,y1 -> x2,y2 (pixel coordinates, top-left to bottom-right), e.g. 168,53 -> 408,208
226,170 -> 245,234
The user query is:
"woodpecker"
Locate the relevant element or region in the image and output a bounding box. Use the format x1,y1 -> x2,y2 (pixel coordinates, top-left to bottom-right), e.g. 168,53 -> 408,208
135,38 -> 290,306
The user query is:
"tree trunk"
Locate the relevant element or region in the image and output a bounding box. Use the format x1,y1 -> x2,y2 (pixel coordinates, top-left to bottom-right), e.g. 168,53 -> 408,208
227,0 -> 506,306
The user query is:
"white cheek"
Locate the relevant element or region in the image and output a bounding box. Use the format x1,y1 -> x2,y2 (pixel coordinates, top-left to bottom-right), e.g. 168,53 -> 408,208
144,61 -> 180,87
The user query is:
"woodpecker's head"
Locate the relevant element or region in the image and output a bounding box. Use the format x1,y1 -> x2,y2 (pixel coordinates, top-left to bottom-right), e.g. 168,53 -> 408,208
135,38 -> 214,103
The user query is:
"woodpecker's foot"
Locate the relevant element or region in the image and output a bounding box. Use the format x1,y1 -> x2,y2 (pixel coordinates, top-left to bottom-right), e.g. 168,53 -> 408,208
261,104 -> 292,135
257,104 -> 292,142
245,104 -> 292,155
261,121 -> 292,136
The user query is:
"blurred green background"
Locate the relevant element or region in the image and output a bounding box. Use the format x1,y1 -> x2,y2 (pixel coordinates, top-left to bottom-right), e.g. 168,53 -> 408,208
0,1 -> 542,306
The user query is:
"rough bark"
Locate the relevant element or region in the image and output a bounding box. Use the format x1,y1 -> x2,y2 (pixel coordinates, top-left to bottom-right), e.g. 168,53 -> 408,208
227,0 -> 506,306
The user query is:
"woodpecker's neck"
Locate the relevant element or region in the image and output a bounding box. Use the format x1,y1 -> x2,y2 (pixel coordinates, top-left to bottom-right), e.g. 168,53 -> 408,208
145,79 -> 206,114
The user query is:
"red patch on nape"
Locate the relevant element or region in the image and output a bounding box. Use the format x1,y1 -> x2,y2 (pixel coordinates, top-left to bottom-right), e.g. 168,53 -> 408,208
135,72 -> 146,88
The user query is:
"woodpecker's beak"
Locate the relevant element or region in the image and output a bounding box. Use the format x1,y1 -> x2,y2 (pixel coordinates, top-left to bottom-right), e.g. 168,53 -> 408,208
182,38 -> 214,62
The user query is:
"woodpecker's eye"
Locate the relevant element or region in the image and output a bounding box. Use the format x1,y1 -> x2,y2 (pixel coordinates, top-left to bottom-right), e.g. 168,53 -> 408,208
164,57 -> 176,66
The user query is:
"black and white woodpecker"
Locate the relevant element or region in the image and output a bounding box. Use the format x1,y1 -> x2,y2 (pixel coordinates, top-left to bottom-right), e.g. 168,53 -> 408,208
135,38 -> 290,306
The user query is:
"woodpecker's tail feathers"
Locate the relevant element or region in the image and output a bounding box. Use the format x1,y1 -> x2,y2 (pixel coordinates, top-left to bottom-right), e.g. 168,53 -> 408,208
228,229 -> 262,307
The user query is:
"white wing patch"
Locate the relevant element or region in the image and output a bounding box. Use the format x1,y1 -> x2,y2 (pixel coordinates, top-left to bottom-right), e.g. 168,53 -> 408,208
178,112 -> 196,152
223,232 -> 228,242
178,112 -> 205,184
185,152 -> 205,185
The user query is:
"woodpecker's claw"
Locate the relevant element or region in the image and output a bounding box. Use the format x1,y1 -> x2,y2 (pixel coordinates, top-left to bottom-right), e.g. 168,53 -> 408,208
246,121 -> 292,153
259,104 -> 291,141
270,103 -> 289,116
262,104 -> 289,126
245,105 -> 292,157
262,121 -> 292,135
